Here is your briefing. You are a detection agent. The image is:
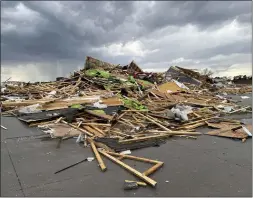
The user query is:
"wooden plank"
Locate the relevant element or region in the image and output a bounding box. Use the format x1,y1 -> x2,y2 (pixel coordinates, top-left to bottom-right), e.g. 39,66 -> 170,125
148,113 -> 174,120
118,120 -> 135,128
119,134 -> 172,143
88,138 -> 107,172
179,122 -> 206,130
77,121 -> 83,128
83,126 -> 103,137
99,150 -> 157,187
61,120 -> 93,137
125,180 -> 147,186
84,123 -> 111,127
120,118 -> 135,127
106,151 -> 162,164
147,130 -> 202,136
55,117 -> 63,124
143,162 -> 164,176
181,116 -> 216,126
136,112 -> 172,132
90,126 -> 106,136
122,110 -> 149,112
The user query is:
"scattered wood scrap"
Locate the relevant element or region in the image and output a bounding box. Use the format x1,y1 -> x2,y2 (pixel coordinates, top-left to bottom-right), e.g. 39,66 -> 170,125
1,55 -> 251,191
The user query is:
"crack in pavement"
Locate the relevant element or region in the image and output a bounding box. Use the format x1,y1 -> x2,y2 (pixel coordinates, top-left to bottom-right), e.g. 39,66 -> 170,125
5,143 -> 25,197
21,173 -> 92,193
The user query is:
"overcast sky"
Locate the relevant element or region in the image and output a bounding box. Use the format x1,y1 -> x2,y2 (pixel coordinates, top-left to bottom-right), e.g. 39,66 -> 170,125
1,1 -> 252,82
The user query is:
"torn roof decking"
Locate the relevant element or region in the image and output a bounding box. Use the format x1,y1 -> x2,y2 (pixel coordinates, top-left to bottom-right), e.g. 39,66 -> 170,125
127,61 -> 143,74
85,56 -> 117,70
165,66 -> 203,86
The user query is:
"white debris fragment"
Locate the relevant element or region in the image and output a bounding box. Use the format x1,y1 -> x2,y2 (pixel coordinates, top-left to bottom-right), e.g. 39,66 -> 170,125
18,104 -> 42,114
76,134 -> 84,143
45,90 -> 57,98
120,150 -> 132,155
87,157 -> 94,162
242,126 -> 252,137
93,101 -> 107,108
241,96 -> 250,99
1,125 -> 7,130
172,79 -> 189,90
171,105 -> 193,121
223,106 -> 233,113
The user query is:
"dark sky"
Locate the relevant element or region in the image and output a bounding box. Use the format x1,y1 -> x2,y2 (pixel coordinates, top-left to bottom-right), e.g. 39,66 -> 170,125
1,1 -> 252,82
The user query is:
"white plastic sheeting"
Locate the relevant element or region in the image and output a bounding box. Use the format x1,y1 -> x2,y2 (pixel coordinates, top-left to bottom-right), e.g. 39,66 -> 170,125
93,101 -> 107,108
120,150 -> 132,155
45,90 -> 57,98
241,96 -> 250,99
18,104 -> 42,114
171,105 -> 193,121
172,79 -> 189,90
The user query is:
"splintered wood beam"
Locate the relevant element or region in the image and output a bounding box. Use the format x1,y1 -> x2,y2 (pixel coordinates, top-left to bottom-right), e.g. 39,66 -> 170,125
143,162 -> 164,176
106,151 -> 164,185
89,125 -> 106,136
122,110 -> 149,112
125,180 -> 147,186
181,116 -> 216,126
93,141 -> 114,152
61,120 -> 93,137
179,122 -> 206,130
84,123 -> 111,127
77,121 -> 83,128
106,151 -> 162,164
99,150 -> 157,187
136,112 -> 172,132
119,134 -> 172,143
88,138 -> 107,172
55,117 -> 63,124
83,125 -> 103,137
147,130 -> 202,135
120,118 -> 135,127
117,112 -> 127,120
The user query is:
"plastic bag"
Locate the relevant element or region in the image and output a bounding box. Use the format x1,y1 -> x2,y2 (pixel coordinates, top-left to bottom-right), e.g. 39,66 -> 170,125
171,105 -> 193,121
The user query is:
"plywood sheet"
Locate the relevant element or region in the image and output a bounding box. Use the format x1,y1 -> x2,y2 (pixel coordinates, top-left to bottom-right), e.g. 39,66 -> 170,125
157,82 -> 182,93
207,126 -> 250,139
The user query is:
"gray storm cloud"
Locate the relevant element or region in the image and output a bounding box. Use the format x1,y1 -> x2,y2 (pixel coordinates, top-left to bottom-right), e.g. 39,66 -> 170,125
1,1 -> 252,82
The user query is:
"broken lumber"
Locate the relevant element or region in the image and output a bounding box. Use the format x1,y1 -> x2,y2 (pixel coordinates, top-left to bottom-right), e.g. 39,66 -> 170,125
143,162 -> 164,176
119,134 -> 172,143
61,120 -> 93,137
125,180 -> 147,186
88,138 -> 107,172
136,112 -> 172,132
99,150 -> 157,187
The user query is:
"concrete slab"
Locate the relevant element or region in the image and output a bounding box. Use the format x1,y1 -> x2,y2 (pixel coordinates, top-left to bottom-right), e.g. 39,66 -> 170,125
1,116 -> 44,139
128,142 -> 252,197
1,142 -> 23,194
5,137 -> 102,189
1,115 -> 252,197
169,134 -> 252,169
22,139 -> 252,197
1,189 -> 24,197
23,170 -> 154,197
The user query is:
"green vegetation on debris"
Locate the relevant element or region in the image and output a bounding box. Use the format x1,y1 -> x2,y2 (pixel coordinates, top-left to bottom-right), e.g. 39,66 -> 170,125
122,97 -> 148,110
85,69 -> 111,79
91,109 -> 106,115
70,104 -> 84,109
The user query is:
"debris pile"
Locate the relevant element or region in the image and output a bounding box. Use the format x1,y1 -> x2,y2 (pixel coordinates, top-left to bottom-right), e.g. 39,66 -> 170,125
1,56 -> 252,189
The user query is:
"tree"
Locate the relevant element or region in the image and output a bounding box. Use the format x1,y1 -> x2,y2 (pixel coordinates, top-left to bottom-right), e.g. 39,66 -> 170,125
201,68 -> 214,77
